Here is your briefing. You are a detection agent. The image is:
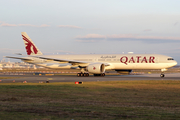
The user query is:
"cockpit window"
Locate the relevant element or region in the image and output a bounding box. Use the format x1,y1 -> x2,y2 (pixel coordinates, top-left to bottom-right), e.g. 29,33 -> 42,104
167,58 -> 174,60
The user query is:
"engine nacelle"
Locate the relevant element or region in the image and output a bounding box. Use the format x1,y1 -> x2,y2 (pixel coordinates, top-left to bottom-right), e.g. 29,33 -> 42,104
87,63 -> 105,74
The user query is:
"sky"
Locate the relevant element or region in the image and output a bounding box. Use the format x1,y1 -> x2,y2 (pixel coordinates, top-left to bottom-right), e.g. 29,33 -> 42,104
0,0 -> 180,64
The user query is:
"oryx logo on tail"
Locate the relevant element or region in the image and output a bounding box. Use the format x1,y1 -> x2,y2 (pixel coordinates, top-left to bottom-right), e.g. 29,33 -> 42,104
21,32 -> 43,56
22,35 -> 38,55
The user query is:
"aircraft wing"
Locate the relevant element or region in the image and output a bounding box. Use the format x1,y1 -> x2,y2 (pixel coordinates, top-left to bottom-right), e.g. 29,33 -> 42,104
33,56 -> 110,66
34,56 -> 88,64
5,56 -> 33,61
6,55 -> 110,66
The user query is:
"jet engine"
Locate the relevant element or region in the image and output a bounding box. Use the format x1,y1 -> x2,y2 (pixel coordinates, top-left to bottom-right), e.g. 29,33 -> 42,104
87,63 -> 105,74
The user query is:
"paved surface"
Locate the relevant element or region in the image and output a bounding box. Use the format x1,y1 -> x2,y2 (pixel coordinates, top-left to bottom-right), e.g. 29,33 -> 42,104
0,73 -> 180,83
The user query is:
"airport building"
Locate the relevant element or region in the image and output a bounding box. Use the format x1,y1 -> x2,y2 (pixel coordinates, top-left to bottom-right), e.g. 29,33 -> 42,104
0,59 -> 39,70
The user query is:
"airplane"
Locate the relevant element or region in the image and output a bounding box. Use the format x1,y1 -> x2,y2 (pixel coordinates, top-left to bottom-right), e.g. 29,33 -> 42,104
6,32 -> 177,77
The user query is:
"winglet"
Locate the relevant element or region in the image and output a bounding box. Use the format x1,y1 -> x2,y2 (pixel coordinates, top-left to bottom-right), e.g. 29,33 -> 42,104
21,32 -> 43,56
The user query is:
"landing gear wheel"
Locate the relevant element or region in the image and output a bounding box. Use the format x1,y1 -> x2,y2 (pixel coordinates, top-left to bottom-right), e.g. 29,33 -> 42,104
80,73 -> 84,77
160,74 -> 165,78
102,73 -> 105,77
77,73 -> 81,77
86,73 -> 89,77
84,73 -> 87,77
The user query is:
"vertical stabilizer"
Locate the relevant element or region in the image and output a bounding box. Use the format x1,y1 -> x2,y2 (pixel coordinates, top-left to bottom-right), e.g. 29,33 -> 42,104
21,32 -> 43,56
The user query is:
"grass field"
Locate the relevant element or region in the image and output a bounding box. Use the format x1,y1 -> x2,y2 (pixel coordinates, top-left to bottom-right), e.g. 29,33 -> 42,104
0,80 -> 180,120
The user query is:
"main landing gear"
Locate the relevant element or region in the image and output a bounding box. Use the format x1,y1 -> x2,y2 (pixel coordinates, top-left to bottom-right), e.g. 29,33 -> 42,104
77,73 -> 89,77
77,68 -> 89,77
77,73 -> 106,77
77,68 -> 105,77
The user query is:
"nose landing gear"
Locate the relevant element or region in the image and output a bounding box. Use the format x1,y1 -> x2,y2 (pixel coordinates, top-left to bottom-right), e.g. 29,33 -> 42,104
160,74 -> 165,78
160,69 -> 167,78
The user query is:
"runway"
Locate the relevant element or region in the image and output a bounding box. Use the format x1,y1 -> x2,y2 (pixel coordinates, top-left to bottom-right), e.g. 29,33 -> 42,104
0,73 -> 180,83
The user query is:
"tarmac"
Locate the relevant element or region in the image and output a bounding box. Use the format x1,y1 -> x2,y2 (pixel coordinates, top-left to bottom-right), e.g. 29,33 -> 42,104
0,73 -> 180,83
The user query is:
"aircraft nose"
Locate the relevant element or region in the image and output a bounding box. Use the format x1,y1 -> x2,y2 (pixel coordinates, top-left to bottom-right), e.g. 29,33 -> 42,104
174,61 -> 178,66
167,60 -> 177,67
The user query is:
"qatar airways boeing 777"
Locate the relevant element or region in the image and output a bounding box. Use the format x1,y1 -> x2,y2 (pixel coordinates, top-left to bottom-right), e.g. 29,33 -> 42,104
6,32 -> 177,77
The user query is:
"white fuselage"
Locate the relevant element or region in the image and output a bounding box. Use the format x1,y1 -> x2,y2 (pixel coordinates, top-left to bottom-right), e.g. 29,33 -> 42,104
23,54 -> 177,70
